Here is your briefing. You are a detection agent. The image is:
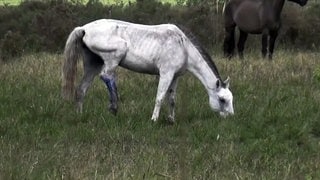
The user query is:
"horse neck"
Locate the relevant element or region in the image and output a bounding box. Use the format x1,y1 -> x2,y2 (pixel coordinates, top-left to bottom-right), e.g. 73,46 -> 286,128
186,45 -> 219,92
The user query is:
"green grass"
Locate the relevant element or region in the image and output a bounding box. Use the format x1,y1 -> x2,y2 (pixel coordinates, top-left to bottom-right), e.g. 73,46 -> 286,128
0,49 -> 320,179
0,0 -> 178,6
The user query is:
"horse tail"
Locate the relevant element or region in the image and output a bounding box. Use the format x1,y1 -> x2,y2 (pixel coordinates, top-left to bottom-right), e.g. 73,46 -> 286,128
61,27 -> 85,100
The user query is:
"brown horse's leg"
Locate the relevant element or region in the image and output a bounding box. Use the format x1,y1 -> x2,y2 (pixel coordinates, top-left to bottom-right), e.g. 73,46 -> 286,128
268,30 -> 278,60
261,33 -> 268,59
237,30 -> 248,59
223,26 -> 235,59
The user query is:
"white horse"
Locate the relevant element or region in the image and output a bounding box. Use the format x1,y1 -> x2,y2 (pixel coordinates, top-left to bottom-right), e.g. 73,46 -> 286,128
62,19 -> 234,123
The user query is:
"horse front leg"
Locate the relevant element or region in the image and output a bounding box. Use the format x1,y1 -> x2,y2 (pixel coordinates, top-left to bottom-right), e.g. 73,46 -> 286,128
237,30 -> 248,59
223,26 -> 235,59
151,73 -> 175,122
268,30 -> 278,60
167,78 -> 178,123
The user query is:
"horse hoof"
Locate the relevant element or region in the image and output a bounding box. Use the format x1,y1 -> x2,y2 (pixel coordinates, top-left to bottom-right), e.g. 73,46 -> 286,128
167,116 -> 175,124
108,105 -> 118,115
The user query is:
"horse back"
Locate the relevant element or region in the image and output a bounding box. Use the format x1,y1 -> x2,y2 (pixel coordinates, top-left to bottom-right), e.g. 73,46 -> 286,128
226,0 -> 267,33
81,19 -> 187,75
120,24 -> 187,74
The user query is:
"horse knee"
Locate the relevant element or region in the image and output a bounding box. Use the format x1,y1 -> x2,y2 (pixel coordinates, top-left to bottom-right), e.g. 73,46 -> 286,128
155,98 -> 164,107
169,98 -> 175,107
168,96 -> 176,109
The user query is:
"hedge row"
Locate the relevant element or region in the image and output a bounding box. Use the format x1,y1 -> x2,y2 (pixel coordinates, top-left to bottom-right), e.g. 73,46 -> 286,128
0,0 -> 319,61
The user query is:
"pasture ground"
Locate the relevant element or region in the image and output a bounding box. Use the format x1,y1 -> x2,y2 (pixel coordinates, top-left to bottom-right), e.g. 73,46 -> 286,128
0,49 -> 320,179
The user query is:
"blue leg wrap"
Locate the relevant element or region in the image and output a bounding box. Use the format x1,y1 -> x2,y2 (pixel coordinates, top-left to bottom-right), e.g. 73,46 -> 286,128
100,75 -> 118,114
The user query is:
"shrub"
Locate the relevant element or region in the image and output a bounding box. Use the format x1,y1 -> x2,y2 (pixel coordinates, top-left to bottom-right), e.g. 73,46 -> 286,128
0,0 -> 319,61
0,31 -> 25,61
297,4 -> 320,49
314,66 -> 320,82
30,1 -> 78,51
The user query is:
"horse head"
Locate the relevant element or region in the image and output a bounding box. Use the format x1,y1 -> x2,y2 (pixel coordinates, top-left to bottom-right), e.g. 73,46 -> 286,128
209,77 -> 234,117
289,0 -> 308,6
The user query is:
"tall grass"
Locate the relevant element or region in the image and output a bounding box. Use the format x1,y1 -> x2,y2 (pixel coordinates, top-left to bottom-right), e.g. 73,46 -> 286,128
0,49 -> 320,179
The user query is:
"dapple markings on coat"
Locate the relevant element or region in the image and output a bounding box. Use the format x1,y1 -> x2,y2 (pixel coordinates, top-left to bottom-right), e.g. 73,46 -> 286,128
62,19 -> 234,123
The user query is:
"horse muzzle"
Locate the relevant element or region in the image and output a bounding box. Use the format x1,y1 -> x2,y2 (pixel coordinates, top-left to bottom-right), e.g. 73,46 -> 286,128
220,110 -> 234,118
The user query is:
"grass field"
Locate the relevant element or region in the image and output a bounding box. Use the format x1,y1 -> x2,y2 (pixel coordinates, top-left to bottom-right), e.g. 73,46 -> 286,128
0,49 -> 320,179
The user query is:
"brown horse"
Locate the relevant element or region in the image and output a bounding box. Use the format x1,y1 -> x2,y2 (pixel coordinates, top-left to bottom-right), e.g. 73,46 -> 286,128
223,0 -> 308,59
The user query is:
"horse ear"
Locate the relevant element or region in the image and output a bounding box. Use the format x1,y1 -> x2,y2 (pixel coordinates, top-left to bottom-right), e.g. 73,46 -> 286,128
224,76 -> 230,88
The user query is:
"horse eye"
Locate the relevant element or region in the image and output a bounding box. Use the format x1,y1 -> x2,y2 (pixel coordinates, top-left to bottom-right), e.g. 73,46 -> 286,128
219,98 -> 226,104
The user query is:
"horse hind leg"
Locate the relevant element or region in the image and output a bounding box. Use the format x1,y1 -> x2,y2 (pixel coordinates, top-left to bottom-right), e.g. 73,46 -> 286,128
98,55 -> 123,115
85,37 -> 127,115
100,70 -> 119,115
76,48 -> 103,113
99,51 -> 127,115
261,33 -> 268,59
223,4 -> 236,59
268,30 -> 278,60
237,30 -> 248,59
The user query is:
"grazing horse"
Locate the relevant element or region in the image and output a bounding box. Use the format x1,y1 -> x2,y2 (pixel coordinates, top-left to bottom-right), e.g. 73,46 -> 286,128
62,19 -> 234,123
223,0 -> 308,59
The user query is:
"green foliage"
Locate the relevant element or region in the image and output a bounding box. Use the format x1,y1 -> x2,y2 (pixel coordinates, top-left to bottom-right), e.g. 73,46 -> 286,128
0,31 -> 25,61
314,66 -> 320,82
0,0 -> 80,61
1,0 -> 320,61
297,4 -> 320,49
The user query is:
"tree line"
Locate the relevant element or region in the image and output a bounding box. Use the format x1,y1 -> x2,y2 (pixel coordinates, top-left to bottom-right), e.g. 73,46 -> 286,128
0,0 -> 319,61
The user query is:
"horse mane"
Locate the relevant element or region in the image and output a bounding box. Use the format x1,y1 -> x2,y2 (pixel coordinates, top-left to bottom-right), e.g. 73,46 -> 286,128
177,25 -> 222,81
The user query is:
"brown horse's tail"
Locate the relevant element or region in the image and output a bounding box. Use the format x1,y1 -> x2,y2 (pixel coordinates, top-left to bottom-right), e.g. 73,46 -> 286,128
61,27 -> 85,100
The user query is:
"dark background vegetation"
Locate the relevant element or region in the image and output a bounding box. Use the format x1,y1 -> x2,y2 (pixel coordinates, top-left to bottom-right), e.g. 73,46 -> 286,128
0,0 -> 320,61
